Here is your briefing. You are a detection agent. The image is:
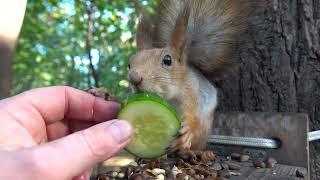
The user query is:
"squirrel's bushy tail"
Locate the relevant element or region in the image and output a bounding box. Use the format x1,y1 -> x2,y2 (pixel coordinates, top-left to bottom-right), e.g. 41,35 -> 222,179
153,0 -> 252,76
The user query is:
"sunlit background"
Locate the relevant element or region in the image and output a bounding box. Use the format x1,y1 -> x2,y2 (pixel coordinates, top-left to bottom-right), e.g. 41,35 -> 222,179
14,0 -> 159,101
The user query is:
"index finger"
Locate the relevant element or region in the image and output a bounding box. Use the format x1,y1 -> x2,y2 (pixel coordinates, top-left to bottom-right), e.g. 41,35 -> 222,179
7,86 -> 120,124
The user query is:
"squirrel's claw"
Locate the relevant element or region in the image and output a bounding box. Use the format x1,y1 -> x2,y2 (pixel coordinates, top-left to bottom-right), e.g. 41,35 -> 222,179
169,122 -> 193,152
87,87 -> 117,101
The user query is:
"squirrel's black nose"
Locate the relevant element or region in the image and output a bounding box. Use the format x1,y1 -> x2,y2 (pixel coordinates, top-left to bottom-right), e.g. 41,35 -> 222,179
128,69 -> 143,86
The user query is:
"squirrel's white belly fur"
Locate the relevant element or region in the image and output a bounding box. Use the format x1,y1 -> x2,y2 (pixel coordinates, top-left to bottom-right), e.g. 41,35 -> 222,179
187,66 -> 218,119
188,66 -> 217,142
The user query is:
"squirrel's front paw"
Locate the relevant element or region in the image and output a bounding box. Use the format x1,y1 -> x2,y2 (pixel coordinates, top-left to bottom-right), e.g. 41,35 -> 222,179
86,87 -> 116,101
169,122 -> 193,152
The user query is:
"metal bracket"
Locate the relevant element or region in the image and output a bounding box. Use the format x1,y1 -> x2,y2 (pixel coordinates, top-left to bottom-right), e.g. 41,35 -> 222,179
207,112 -> 309,179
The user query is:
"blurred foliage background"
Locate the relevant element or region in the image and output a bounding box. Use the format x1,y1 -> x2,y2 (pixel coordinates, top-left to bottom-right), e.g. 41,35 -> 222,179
13,0 -> 159,101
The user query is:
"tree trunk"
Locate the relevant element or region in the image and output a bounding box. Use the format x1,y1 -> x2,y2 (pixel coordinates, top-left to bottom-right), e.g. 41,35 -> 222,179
0,39 -> 13,99
0,0 -> 27,99
216,0 -> 320,178
84,0 -> 100,88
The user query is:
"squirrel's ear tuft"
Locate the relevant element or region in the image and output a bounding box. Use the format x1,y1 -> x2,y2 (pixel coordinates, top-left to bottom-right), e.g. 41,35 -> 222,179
136,14 -> 154,50
169,4 -> 190,61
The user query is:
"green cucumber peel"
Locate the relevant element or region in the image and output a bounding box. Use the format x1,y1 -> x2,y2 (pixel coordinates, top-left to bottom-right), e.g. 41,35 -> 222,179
118,92 -> 180,159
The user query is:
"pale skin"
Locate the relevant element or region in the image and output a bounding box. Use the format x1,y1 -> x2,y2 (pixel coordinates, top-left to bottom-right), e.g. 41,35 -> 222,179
0,1 -> 134,179
0,86 -> 133,180
0,0 -> 26,41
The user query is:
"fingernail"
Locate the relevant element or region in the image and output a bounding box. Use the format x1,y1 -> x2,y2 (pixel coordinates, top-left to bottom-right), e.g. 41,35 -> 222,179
73,169 -> 91,180
110,120 -> 132,144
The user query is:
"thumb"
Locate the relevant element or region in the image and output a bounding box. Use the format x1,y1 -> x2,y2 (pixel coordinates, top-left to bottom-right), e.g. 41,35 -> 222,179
29,120 -> 133,180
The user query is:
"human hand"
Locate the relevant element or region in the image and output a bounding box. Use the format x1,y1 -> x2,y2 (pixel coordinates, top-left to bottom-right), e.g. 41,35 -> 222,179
0,86 -> 133,180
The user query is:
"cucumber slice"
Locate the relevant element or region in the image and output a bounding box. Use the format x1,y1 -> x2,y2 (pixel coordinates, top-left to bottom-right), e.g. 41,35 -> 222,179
118,93 -> 180,158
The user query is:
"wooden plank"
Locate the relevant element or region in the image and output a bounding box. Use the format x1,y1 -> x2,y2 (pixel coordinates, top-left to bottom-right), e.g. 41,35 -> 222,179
226,162 -> 307,180
92,158 -> 308,180
91,112 -> 310,179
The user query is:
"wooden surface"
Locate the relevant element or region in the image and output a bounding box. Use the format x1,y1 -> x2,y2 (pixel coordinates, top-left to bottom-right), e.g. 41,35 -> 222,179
227,162 -> 307,180
91,112 -> 310,179
92,158 -> 308,180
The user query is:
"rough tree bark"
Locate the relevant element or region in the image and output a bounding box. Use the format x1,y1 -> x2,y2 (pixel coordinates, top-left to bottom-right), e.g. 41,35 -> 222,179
216,0 -> 320,178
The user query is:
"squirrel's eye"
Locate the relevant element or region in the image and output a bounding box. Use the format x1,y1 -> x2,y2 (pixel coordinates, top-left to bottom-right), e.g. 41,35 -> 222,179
162,55 -> 172,66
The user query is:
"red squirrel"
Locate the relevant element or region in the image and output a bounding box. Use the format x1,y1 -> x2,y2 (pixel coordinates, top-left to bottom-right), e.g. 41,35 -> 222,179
128,0 -> 252,151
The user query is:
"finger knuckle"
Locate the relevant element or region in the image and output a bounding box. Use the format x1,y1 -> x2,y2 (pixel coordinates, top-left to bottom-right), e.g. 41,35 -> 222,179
80,129 -> 106,158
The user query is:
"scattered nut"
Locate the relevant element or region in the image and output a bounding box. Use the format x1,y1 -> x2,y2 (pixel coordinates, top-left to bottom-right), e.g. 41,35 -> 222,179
231,153 -> 241,161
150,161 -> 161,169
111,172 -> 118,178
206,161 -> 213,166
117,172 -> 125,179
211,162 -> 222,171
140,164 -> 147,168
128,173 -> 143,180
230,171 -> 241,176
151,168 -> 166,175
176,173 -> 187,179
266,157 -> 277,168
112,166 -> 121,173
296,169 -> 306,178
160,160 -> 174,169
221,162 -> 229,170
144,169 -> 157,177
253,159 -> 266,168
129,161 -> 138,167
156,174 -> 165,180
194,174 -> 202,179
200,150 -> 215,161
207,171 -> 218,179
226,162 -> 241,170
177,159 -> 186,167
172,165 -> 182,177
127,166 -> 134,177
240,155 -> 250,162
185,168 -> 196,176
219,169 -> 231,178
165,168 -> 175,179
96,174 -> 110,180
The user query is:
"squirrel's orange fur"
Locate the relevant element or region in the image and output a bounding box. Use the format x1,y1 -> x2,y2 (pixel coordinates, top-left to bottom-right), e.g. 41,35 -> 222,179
128,0 -> 252,151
